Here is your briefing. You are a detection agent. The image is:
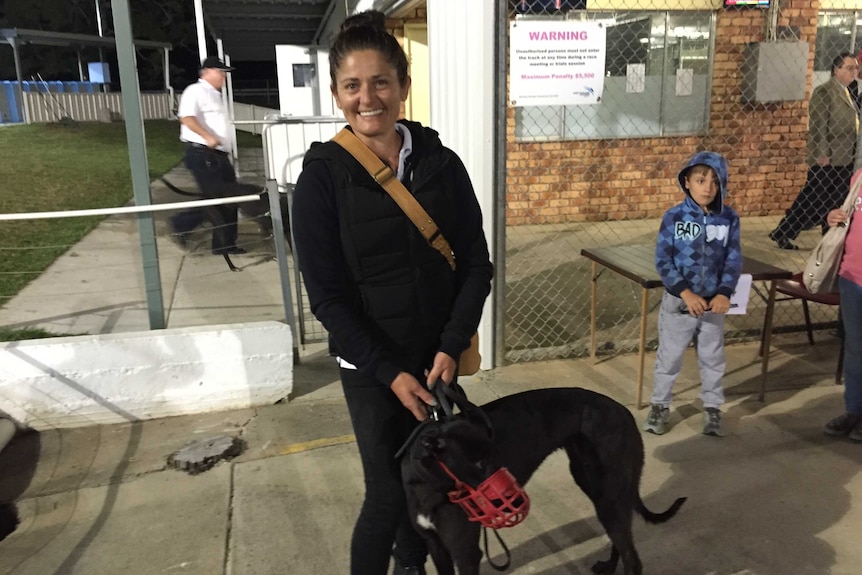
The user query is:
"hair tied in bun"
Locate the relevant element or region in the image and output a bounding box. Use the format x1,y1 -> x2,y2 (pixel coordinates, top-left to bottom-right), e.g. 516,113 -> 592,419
340,10 -> 387,33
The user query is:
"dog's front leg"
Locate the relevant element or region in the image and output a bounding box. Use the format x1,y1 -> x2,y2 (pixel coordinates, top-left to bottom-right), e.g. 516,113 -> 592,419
433,506 -> 483,575
425,536 -> 455,575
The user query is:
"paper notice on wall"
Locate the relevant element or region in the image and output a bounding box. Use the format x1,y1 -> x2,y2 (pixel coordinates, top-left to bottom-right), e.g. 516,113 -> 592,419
626,63 -> 645,93
675,68 -> 693,97
509,20 -> 607,106
726,274 -> 753,315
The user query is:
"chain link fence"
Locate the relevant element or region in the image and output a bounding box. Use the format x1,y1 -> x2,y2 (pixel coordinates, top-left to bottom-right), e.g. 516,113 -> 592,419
501,0 -> 855,363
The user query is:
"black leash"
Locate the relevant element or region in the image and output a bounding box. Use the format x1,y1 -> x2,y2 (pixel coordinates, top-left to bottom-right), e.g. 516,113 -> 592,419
483,526 -> 513,571
159,176 -> 205,198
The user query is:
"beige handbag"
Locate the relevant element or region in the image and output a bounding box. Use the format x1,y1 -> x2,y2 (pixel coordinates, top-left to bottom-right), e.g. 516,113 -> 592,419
803,173 -> 862,293
332,128 -> 481,375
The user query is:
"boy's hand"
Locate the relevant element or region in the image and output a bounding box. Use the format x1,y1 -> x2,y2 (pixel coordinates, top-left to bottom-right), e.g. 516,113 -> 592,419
708,294 -> 731,315
680,289 -> 708,317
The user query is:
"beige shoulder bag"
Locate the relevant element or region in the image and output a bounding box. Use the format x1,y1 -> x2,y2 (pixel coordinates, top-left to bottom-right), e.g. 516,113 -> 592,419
803,174 -> 862,293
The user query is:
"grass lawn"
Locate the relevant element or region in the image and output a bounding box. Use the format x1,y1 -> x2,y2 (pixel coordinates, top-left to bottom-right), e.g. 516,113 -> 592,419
0,120 -> 261,339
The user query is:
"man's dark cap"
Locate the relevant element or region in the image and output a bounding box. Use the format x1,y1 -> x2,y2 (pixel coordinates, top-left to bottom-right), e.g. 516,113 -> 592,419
200,57 -> 234,72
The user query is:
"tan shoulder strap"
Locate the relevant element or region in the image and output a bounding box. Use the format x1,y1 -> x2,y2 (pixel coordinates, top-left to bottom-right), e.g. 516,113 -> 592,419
332,128 -> 455,271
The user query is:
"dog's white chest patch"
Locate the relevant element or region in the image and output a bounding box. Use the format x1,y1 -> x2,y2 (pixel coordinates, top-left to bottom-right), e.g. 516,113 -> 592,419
415,513 -> 436,532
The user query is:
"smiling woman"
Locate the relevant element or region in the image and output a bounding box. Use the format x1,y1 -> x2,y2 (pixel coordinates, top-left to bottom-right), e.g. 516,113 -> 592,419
290,10 -> 493,575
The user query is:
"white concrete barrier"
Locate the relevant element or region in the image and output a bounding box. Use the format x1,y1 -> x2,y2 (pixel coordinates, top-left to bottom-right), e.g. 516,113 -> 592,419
0,321 -> 293,430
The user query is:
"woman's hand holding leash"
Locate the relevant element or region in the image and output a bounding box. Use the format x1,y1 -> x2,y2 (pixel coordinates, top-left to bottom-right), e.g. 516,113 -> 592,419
427,352 -> 457,389
391,373 -> 438,421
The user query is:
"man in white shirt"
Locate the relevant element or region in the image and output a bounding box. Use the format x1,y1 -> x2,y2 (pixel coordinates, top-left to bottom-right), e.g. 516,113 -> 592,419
169,57 -> 245,255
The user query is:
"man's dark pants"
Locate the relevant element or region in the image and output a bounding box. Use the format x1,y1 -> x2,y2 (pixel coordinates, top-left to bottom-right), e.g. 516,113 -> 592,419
170,146 -> 239,253
771,165 -> 853,241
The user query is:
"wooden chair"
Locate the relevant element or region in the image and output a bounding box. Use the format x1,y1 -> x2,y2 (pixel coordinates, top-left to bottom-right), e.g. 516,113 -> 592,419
760,272 -> 844,383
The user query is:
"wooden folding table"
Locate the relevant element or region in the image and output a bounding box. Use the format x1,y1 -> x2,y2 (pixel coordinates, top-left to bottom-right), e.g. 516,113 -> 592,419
580,244 -> 792,408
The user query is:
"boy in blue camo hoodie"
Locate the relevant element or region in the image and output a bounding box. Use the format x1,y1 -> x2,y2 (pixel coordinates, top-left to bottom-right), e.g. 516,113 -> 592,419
644,151 -> 742,437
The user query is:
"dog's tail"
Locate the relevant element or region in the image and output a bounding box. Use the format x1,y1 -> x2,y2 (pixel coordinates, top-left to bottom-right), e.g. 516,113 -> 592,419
637,496 -> 687,524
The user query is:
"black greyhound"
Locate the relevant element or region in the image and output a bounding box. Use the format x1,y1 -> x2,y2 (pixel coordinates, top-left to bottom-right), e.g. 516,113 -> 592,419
400,386 -> 686,575
159,177 -> 291,271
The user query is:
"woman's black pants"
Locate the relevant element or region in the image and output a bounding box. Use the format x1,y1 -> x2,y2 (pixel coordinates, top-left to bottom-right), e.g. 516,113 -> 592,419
340,368 -> 427,575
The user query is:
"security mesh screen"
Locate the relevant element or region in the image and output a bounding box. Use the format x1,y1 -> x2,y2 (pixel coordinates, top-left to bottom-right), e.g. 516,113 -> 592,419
501,0 -> 854,363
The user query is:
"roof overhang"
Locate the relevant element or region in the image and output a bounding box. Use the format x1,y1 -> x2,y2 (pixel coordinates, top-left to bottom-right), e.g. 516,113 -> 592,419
200,0 -> 425,62
0,27 -> 171,51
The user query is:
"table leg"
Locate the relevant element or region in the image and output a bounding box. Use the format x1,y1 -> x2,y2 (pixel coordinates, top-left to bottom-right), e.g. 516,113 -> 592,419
760,280 -> 778,402
590,262 -> 598,362
637,287 -> 649,409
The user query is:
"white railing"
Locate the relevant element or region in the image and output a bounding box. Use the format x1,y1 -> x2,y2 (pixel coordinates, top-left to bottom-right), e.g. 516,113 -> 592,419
232,102 -> 278,135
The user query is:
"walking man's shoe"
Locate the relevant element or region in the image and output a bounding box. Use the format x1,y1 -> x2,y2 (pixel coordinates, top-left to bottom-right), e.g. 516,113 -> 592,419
768,231 -> 798,250
643,404 -> 670,435
703,408 -> 726,437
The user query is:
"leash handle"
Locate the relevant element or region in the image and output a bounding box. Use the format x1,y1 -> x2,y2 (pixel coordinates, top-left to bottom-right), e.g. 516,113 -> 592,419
432,381 -> 455,419
483,527 -> 512,571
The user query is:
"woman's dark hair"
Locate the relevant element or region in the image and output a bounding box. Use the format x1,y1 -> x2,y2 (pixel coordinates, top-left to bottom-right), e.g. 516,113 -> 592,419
329,10 -> 409,87
831,51 -> 855,75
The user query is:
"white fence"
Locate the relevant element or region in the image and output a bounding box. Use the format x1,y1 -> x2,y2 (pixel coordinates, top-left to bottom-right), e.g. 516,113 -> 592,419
22,95 -> 293,130
23,91 -> 174,123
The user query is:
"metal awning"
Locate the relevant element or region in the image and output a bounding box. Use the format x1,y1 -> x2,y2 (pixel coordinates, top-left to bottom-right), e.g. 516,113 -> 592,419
0,27 -> 172,89
200,0 -> 424,61
0,27 -> 171,51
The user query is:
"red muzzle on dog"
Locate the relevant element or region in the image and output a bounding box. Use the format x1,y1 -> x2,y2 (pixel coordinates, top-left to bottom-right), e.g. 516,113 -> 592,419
437,461 -> 530,529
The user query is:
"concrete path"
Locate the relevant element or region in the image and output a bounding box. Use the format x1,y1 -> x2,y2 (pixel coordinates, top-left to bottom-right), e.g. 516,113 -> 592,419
2,335 -> 859,575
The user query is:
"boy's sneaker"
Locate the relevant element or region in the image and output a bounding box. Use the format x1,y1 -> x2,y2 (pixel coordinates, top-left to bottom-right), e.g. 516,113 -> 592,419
703,408 -> 725,437
823,413 -> 862,438
643,404 -> 670,435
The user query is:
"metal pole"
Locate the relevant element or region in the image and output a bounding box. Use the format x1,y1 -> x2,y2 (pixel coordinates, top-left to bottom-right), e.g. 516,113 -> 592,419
77,50 -> 85,81
95,0 -> 106,92
111,0 -> 166,329
194,0 -> 207,63
10,38 -> 30,123
262,122 -> 299,356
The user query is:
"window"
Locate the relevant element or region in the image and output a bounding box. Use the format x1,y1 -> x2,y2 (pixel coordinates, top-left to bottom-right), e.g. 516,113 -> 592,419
514,11 -> 714,141
813,11 -> 862,87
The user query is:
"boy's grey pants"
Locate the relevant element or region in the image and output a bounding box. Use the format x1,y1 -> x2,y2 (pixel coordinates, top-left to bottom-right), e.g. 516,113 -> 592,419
651,291 -> 726,409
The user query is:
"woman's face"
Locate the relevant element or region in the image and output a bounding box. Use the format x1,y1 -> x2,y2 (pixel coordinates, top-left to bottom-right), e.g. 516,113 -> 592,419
331,49 -> 410,140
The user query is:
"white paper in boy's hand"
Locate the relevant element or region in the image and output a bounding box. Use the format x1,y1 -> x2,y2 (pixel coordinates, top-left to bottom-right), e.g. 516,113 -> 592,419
726,274 -> 753,315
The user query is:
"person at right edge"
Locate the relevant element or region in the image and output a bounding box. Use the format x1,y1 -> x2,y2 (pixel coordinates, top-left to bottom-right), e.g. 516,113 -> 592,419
769,51 -> 859,250
822,169 -> 862,441
291,11 -> 493,575
644,151 -> 742,438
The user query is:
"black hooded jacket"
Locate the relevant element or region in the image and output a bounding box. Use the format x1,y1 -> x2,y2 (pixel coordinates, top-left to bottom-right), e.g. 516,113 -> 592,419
292,120 -> 493,386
